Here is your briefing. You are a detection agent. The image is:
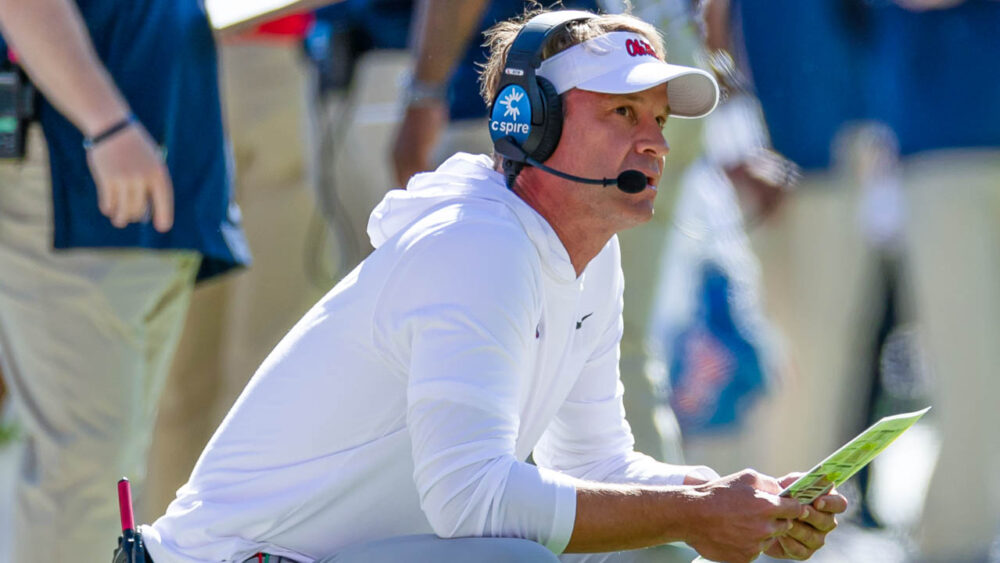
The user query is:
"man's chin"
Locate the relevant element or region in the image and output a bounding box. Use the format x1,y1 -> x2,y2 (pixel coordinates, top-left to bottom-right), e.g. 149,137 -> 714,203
618,204 -> 655,232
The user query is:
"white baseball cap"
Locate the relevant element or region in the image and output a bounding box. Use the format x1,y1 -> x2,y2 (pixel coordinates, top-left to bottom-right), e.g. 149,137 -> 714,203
537,31 -> 719,119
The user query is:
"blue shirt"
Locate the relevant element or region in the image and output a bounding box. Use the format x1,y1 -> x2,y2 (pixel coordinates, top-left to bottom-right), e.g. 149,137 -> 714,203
735,0 -> 870,171
314,0 -> 411,51
3,0 -> 249,281
867,0 -> 1000,157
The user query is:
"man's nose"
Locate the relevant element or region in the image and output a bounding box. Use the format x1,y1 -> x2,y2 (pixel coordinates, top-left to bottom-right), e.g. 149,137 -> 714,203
637,116 -> 669,158
639,129 -> 669,159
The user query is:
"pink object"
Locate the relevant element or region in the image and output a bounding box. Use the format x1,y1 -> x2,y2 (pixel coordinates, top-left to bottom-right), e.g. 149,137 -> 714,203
117,478 -> 135,532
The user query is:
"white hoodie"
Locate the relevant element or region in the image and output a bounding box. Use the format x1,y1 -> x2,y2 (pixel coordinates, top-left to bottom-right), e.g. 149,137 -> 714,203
142,154 -> 710,563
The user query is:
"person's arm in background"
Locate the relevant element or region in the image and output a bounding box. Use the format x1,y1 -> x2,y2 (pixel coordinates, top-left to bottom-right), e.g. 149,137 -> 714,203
699,0 -> 730,51
391,0 -> 489,187
0,0 -> 173,231
698,0 -> 797,223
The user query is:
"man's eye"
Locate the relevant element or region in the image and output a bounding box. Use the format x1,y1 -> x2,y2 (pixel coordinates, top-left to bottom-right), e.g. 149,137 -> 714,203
656,116 -> 667,128
615,106 -> 633,119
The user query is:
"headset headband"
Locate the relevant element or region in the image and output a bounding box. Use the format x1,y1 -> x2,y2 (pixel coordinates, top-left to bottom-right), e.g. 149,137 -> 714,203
489,10 -> 597,187
500,10 -> 596,127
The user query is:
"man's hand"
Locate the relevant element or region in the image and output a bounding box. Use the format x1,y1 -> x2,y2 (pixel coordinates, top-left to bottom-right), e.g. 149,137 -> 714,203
685,469 -> 806,563
86,123 -> 173,232
391,101 -> 447,187
763,474 -> 848,560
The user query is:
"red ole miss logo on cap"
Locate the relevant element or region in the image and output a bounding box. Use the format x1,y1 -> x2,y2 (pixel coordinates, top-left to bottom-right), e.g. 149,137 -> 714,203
625,38 -> 657,58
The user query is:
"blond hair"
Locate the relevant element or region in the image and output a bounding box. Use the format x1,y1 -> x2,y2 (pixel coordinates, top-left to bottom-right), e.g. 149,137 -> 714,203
478,7 -> 666,106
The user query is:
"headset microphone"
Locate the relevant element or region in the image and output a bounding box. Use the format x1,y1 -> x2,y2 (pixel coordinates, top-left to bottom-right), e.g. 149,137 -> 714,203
495,136 -> 649,194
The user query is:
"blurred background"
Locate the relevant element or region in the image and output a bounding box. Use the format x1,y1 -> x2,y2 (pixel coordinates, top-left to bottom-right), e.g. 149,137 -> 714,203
0,0 -> 997,561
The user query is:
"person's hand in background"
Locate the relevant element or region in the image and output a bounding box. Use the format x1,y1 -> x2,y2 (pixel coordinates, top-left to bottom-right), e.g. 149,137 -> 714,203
392,98 -> 447,187
0,0 -> 175,231
86,118 -> 173,231
726,148 -> 800,227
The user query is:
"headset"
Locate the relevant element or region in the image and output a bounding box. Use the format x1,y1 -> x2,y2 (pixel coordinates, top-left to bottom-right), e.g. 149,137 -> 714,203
487,10 -> 647,193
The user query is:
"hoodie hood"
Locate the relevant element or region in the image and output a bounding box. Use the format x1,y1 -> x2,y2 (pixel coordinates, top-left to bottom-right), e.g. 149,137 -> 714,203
367,153 -> 577,281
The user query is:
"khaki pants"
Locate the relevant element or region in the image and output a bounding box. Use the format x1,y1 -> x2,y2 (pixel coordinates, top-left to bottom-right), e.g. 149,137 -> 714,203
146,41 -> 327,516
903,150 -> 1000,560
0,128 -> 199,561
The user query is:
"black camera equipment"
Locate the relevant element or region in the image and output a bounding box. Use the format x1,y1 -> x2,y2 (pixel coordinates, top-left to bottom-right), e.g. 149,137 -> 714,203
0,61 -> 37,160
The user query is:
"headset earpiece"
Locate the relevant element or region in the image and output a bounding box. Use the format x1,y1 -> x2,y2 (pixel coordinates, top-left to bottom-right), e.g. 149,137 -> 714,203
528,77 -> 563,163
488,10 -> 596,186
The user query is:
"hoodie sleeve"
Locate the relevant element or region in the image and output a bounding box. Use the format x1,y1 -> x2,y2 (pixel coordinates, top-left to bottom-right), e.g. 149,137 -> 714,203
532,249 -> 719,487
375,217 -> 578,553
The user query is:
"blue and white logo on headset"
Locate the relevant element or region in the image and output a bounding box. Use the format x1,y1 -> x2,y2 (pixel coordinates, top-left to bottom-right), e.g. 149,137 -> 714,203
490,85 -> 532,144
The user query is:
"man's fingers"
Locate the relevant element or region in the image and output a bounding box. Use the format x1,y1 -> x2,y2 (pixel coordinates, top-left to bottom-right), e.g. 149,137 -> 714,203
111,182 -> 132,227
787,518 -> 827,549
800,505 -> 838,532
149,167 -> 174,232
776,534 -> 811,560
763,537 -> 785,559
125,177 -> 147,223
765,517 -> 795,539
772,496 -> 807,520
815,493 -> 849,515
97,177 -> 117,219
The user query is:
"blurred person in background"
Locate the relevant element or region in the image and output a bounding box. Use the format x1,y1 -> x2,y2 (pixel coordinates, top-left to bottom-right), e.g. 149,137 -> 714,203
305,0 -> 415,274
866,0 -> 1000,559
0,0 -> 248,560
647,63 -> 795,477
694,0 -> 881,484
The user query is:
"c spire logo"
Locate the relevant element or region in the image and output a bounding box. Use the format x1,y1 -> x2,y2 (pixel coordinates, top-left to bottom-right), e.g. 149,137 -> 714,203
489,84 -> 532,144
500,88 -> 524,120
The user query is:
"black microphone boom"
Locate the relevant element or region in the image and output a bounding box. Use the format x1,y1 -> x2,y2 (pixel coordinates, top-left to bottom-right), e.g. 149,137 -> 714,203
494,136 -> 649,194
525,157 -> 648,194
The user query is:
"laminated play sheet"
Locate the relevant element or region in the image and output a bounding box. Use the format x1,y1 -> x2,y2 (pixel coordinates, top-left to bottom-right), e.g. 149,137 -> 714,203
779,406 -> 931,503
693,406 -> 931,562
